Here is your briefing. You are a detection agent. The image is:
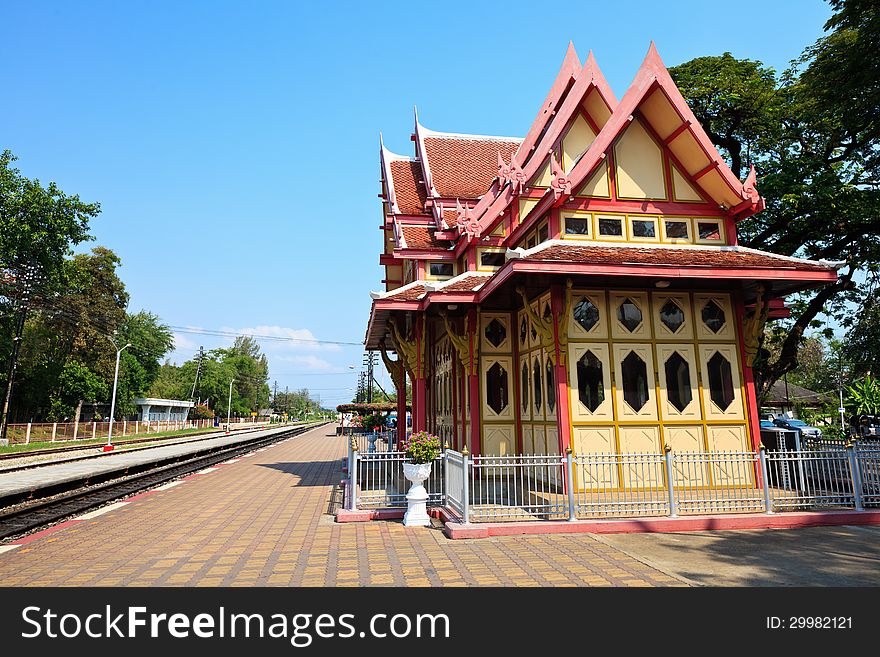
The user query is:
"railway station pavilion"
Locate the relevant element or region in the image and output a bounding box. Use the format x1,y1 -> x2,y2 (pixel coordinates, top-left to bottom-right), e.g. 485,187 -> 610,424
364,43 -> 839,467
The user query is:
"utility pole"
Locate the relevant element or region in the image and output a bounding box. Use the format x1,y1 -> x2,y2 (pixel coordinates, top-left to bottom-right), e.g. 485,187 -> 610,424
226,379 -> 235,433
1,264 -> 38,446
107,338 -> 132,448
190,346 -> 204,401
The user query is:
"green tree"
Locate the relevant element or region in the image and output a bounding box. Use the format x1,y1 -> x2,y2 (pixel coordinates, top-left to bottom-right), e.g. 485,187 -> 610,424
669,0 -> 880,403
48,360 -> 108,422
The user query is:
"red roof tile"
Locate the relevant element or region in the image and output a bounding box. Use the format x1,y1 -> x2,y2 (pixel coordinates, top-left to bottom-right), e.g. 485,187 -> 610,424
435,273 -> 489,293
424,137 -> 520,199
382,284 -> 427,301
522,244 -> 834,272
389,160 -> 428,215
400,225 -> 453,250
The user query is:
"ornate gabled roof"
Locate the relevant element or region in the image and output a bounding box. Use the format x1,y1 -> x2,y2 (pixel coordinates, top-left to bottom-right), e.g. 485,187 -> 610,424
560,42 -> 763,219
420,127 -> 522,199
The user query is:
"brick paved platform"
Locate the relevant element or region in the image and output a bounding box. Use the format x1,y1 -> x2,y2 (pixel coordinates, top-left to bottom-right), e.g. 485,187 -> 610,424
0,426 -> 685,587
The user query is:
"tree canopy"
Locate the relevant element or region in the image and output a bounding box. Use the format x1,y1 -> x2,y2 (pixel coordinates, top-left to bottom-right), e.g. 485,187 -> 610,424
669,0 -> 880,402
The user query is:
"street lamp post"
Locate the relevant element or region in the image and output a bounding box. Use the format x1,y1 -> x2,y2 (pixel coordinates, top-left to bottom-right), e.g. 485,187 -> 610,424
106,339 -> 132,450
226,379 -> 234,434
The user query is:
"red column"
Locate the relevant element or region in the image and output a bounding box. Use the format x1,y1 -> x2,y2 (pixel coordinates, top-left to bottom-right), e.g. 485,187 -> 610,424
551,284 -> 572,453
397,370 -> 407,440
413,315 -> 427,432
511,310 -> 523,453
467,309 -> 481,455
735,292 -> 763,451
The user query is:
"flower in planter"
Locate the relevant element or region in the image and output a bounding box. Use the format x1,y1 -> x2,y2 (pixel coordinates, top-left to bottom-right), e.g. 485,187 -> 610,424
398,430 -> 441,464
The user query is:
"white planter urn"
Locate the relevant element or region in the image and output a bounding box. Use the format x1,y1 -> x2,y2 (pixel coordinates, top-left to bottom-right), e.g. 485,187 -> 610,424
402,461 -> 433,527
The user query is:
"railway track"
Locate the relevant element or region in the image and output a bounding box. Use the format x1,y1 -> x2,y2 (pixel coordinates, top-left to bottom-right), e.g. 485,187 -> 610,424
0,424 -> 291,474
0,422 -> 328,541
0,423 -> 276,463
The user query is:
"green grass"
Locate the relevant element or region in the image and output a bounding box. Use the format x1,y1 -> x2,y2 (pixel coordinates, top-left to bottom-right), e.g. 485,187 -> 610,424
0,426 -> 224,456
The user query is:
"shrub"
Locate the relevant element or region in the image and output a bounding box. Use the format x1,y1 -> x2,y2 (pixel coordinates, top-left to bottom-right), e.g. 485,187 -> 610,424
189,404 -> 214,420
361,414 -> 386,432
399,430 -> 441,464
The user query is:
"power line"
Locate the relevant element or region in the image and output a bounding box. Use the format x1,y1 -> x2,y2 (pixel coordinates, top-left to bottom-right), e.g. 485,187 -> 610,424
168,326 -> 362,347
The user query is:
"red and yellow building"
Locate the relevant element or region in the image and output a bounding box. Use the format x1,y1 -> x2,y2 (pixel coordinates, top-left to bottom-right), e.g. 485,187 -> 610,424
366,43 -> 838,463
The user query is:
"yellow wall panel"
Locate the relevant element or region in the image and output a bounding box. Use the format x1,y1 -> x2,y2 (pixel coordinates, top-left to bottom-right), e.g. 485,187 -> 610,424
568,342 -> 614,422
614,119 -> 667,200
562,114 -> 597,173
666,426 -> 709,487
532,160 -> 552,188
613,343 -> 659,421
671,165 -> 704,202
518,197 -> 540,222
483,424 -> 514,456
618,426 -> 663,487
577,162 -> 611,198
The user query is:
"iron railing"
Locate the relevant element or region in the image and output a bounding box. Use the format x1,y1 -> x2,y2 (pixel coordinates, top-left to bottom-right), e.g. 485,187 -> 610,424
346,440 -> 880,521
349,447 -> 444,510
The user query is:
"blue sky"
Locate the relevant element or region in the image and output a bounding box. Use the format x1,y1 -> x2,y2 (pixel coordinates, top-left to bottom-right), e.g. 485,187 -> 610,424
2,0 -> 834,407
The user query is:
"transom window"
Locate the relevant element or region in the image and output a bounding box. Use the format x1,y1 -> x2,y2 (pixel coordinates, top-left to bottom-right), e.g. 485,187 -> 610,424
697,222 -> 722,241
659,299 -> 685,333
428,262 -> 453,278
480,251 -> 506,268
631,218 -> 656,238
664,220 -> 689,239
701,300 -> 726,333
484,318 -> 506,348
520,317 -> 528,344
573,297 -> 600,332
538,224 -> 549,242
598,217 -> 623,236
617,298 -> 643,332
565,216 -> 590,235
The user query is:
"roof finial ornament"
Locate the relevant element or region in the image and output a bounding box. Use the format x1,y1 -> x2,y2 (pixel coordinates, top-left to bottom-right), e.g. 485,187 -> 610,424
743,164 -> 761,205
549,152 -> 572,200
497,151 -> 526,194
455,199 -> 482,240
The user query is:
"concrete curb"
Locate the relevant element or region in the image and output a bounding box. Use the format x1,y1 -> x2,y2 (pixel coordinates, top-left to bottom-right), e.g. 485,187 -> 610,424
442,510 -> 880,539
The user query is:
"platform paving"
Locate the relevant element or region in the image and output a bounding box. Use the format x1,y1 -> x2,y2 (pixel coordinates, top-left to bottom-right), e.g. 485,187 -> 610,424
0,426 -> 685,587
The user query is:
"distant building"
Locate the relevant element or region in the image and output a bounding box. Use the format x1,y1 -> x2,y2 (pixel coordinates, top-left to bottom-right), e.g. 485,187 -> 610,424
134,398 -> 194,422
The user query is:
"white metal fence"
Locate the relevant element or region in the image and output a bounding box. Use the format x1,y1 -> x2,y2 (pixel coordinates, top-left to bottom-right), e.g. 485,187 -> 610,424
345,436 -> 880,523
348,444 -> 444,510
2,418 -> 233,445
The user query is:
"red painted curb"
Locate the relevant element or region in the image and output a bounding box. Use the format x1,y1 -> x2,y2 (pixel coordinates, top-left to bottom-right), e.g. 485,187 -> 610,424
443,510 -> 880,539
335,506 -> 452,524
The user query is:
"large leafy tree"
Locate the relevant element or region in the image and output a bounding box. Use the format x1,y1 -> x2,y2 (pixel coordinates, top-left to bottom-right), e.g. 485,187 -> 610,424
669,0 -> 880,402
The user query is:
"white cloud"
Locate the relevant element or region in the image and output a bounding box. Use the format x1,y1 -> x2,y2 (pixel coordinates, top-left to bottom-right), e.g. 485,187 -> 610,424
276,354 -> 335,371
173,332 -> 197,351
222,325 -> 342,352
